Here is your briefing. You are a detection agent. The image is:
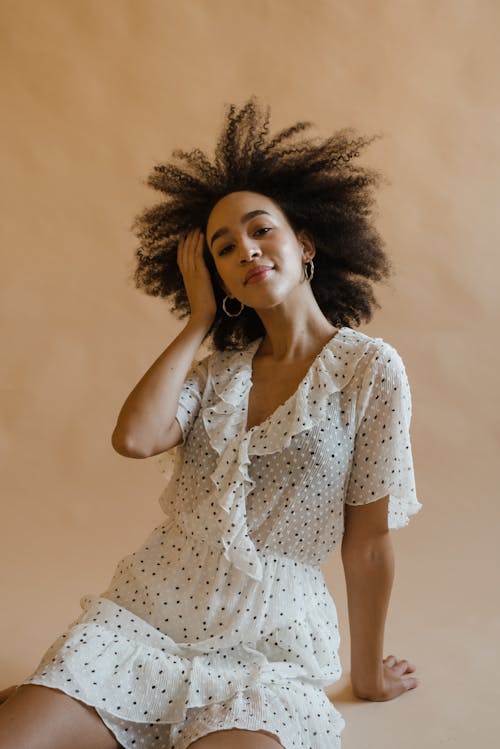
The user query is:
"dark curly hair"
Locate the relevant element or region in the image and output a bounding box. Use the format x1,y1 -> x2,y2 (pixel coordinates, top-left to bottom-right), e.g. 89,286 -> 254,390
132,96 -> 392,351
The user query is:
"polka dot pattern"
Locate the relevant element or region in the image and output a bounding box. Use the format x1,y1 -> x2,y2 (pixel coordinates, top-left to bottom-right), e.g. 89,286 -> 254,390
94,681 -> 345,748
344,343 -> 422,524
22,327 -> 420,748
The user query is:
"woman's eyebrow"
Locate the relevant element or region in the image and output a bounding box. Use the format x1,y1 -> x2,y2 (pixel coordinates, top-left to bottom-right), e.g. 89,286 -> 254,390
210,210 -> 272,248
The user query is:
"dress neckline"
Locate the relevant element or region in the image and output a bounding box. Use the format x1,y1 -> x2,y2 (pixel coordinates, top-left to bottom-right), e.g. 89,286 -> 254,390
244,327 -> 347,433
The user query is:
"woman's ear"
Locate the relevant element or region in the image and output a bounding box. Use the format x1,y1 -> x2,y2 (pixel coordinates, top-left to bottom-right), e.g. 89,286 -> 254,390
298,232 -> 316,263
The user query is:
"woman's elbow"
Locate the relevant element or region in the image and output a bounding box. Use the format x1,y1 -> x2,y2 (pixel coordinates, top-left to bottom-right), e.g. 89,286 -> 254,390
111,429 -> 149,458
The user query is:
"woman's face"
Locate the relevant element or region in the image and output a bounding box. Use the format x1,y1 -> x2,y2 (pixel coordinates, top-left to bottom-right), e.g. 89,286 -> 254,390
205,191 -> 314,309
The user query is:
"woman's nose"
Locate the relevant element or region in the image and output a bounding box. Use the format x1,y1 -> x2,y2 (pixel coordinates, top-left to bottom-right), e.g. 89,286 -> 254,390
238,238 -> 261,263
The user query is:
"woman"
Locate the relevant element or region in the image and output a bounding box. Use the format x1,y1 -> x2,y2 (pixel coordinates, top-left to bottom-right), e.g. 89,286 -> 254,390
0,98 -> 422,748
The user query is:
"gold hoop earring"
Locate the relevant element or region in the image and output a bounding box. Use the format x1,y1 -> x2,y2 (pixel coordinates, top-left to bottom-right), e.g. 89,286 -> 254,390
222,296 -> 245,317
303,259 -> 315,282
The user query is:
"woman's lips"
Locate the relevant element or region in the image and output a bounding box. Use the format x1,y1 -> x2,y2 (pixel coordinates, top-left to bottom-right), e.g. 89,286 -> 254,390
245,267 -> 273,285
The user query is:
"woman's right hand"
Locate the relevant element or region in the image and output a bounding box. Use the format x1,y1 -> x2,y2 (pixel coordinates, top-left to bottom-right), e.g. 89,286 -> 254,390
177,228 -> 217,330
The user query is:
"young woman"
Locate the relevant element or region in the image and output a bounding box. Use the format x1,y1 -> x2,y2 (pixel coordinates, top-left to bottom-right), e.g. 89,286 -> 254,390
0,98 -> 422,749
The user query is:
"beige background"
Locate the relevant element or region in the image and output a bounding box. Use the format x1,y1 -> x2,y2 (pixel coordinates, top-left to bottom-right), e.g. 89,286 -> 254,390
1,0 -> 498,746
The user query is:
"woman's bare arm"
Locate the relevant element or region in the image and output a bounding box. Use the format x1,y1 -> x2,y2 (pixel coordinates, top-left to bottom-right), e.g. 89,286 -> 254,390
341,496 -> 420,701
111,319 -> 210,458
112,228 -> 216,458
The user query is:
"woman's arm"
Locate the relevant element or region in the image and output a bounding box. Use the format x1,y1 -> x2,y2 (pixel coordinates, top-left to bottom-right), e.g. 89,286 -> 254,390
112,228 -> 216,458
341,496 -> 420,701
111,318 -> 210,458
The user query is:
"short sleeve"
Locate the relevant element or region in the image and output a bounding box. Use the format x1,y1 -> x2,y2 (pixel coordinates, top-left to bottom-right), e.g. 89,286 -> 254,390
344,343 -> 422,528
157,355 -> 209,480
174,355 -> 209,443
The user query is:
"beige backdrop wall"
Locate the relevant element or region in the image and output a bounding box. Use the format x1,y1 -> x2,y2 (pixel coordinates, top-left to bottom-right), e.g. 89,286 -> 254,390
1,1 -> 498,746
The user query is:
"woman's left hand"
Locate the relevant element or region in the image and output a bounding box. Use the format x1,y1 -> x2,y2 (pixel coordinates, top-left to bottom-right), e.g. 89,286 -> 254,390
353,655 -> 421,701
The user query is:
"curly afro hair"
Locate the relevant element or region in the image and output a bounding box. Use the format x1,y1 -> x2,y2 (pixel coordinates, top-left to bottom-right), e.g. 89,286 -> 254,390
132,96 -> 392,351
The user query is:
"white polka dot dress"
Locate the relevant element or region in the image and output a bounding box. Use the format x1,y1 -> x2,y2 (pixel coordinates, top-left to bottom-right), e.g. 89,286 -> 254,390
22,327 -> 421,748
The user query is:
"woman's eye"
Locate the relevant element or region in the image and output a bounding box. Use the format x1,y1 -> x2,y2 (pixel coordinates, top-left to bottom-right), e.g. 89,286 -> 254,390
218,228 -> 271,255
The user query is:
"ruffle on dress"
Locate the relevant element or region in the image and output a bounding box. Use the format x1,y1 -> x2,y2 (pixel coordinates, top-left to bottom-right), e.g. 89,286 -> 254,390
28,590 -> 340,726
199,329 -> 378,582
157,444 -> 182,485
28,596 -> 268,724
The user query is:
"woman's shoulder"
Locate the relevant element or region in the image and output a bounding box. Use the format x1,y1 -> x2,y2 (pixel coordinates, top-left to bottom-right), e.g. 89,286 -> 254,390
341,326 -> 406,361
329,327 -> 409,391
199,327 -> 407,385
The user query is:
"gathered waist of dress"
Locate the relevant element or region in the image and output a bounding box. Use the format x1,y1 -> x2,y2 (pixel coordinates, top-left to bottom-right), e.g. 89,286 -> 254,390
169,515 -> 327,572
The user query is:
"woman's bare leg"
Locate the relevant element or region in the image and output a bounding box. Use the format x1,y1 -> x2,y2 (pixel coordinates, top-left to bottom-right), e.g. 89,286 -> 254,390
0,684 -> 120,749
187,728 -> 284,748
0,686 -> 17,705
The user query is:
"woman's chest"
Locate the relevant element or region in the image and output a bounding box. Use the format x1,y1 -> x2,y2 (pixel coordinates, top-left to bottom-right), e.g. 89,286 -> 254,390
177,389 -> 357,564
246,357 -> 316,431
244,418 -> 355,562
